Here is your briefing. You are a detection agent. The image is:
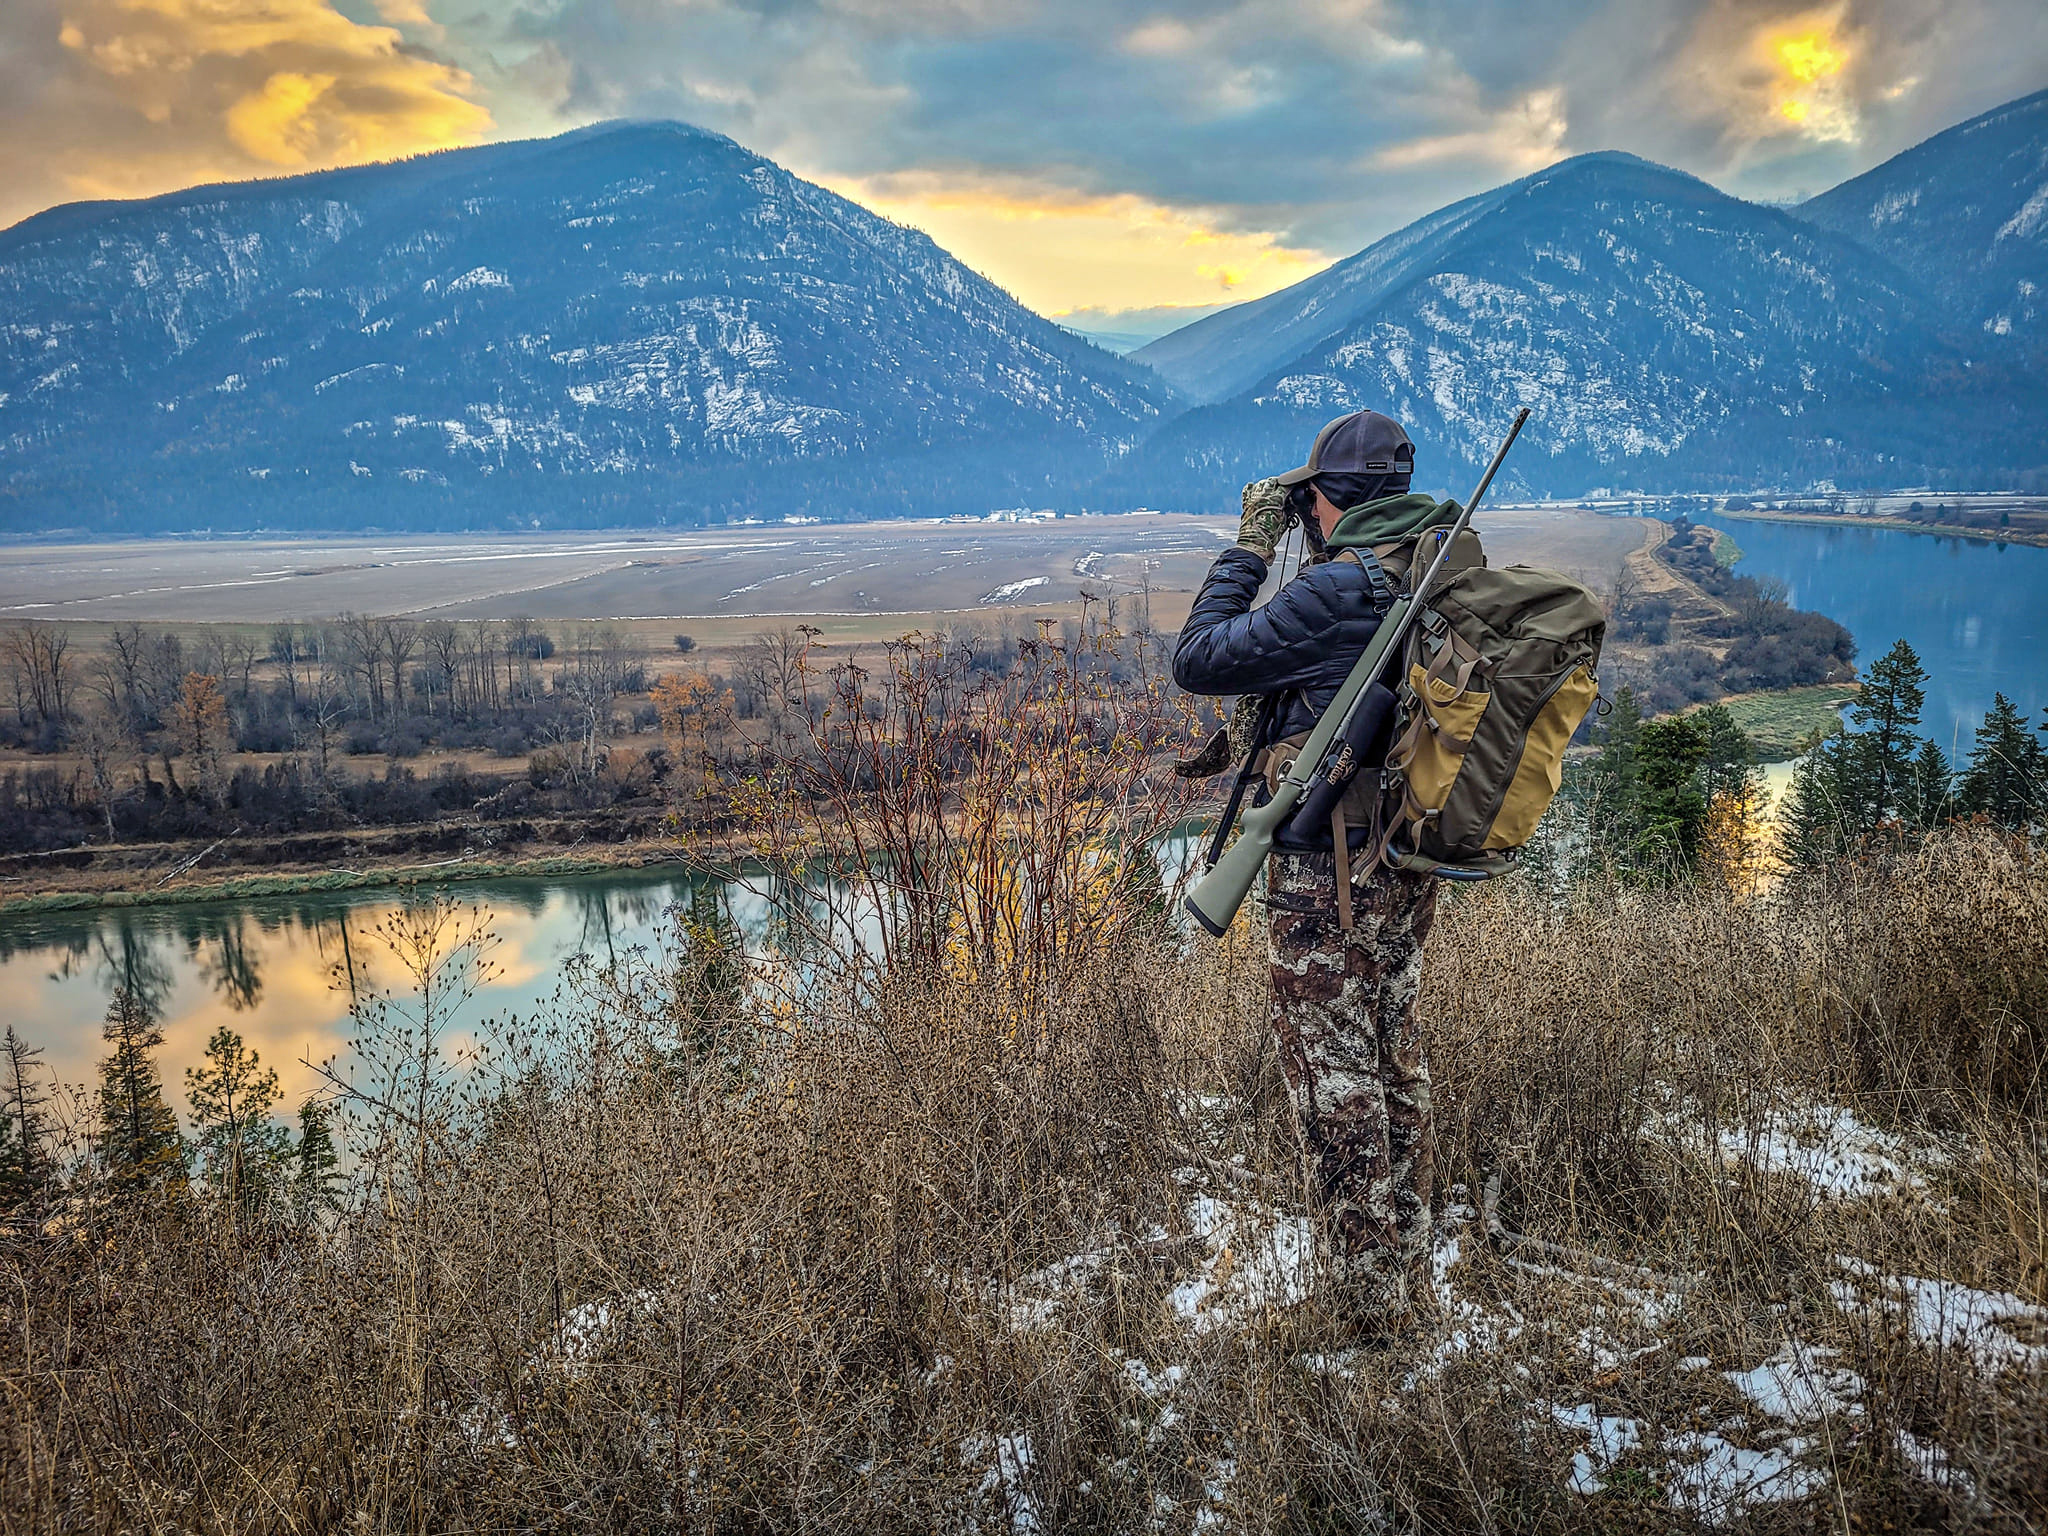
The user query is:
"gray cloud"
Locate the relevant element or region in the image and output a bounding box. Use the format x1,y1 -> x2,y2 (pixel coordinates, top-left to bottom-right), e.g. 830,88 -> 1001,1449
4,0 -> 2042,288
489,0 -> 2045,252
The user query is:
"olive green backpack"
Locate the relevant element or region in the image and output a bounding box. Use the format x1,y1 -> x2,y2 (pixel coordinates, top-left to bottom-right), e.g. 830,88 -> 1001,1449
1373,536 -> 1605,878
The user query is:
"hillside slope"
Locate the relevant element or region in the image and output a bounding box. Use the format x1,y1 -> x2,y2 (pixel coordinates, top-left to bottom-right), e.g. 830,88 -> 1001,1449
1796,88 -> 2048,370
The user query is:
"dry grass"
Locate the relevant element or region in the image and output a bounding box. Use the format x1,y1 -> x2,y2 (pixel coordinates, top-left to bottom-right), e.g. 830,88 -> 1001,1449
1,815 -> 2043,1530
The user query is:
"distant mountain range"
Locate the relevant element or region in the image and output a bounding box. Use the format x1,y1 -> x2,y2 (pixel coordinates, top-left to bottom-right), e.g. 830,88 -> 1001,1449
0,122 -> 1169,533
1126,90 -> 2048,504
1,90 -> 2043,533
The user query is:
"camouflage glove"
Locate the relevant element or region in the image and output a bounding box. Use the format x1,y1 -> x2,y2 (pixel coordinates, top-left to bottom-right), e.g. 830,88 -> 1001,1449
1226,692 -> 1264,763
1173,693 -> 1269,779
1237,477 -> 1290,561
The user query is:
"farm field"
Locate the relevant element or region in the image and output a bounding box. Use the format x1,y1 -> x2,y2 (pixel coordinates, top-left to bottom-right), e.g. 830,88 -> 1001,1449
0,509 -> 1648,633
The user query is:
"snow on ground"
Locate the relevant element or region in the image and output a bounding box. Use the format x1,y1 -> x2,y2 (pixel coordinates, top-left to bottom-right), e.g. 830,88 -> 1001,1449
1714,1103 -> 1939,1200
1722,1340 -> 1864,1422
1831,1257 -> 2048,1372
961,1430 -> 1042,1534
1547,1401 -> 1641,1494
1165,1193 -> 1318,1333
1662,1431 -> 1828,1525
980,576 -> 1051,603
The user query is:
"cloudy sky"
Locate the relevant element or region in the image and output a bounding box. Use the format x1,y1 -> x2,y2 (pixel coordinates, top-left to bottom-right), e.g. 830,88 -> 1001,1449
4,0 -> 2043,325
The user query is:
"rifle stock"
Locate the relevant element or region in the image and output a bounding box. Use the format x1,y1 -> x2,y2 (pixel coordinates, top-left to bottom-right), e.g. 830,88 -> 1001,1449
1182,406 -> 1531,936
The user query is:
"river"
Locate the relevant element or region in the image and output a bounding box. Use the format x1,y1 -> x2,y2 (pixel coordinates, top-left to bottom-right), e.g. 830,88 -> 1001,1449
0,868 -> 770,1116
3,829 -> 1209,1115
1714,517 -> 2048,751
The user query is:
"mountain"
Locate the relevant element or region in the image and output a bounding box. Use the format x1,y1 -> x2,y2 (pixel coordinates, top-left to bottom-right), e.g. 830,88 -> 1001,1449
1133,187 -> 1515,406
1118,148 -> 2043,507
1796,88 -> 2048,369
0,122 -> 1172,533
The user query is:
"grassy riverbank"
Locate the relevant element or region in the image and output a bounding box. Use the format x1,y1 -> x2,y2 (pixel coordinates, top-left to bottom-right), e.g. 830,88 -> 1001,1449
0,843 -> 692,917
1709,683 -> 1861,760
4,826 -> 2043,1533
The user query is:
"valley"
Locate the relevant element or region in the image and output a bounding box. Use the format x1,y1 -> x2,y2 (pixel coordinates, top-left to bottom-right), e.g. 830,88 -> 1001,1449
0,508 -> 1647,629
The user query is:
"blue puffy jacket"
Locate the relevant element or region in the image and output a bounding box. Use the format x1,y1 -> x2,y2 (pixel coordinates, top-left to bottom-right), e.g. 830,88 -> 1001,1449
1172,546 -> 1391,739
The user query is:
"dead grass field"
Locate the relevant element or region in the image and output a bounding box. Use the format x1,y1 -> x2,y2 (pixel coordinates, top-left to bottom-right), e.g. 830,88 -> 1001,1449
3,828 -> 2042,1533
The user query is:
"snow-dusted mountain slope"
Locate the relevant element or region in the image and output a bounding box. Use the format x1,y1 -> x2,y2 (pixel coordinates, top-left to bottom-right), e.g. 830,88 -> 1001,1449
1796,88 -> 2048,369
1132,186 -> 1516,406
1116,149 -> 2036,506
0,122 -> 1171,532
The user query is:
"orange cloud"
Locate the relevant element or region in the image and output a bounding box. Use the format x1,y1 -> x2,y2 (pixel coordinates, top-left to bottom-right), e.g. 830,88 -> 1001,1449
817,170 -> 1331,315
14,0 -> 490,217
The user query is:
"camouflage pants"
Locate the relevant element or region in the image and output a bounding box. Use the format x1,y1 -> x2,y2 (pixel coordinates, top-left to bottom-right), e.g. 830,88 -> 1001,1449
1267,849 -> 1439,1309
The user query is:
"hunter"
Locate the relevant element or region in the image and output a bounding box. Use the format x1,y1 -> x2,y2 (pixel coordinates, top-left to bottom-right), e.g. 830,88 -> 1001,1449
1172,409 -> 1456,1330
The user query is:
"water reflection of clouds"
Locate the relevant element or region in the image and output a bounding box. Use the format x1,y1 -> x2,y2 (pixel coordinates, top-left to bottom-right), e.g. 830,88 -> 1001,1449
0,872 -> 719,1119
3,839 -> 1210,1123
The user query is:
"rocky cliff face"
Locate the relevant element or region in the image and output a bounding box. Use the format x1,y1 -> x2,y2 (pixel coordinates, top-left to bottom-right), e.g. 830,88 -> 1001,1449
0,122 -> 1171,532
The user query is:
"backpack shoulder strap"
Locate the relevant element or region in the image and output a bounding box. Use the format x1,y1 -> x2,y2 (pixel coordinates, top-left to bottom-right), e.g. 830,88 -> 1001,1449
1333,547 -> 1397,615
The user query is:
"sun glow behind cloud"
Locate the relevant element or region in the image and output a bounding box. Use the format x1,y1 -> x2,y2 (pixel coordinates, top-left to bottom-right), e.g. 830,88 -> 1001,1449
1757,10 -> 1860,142
815,171 -> 1333,317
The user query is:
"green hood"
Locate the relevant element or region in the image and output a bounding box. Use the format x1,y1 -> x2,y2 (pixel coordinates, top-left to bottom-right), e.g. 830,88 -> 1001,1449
1323,492 -> 1461,552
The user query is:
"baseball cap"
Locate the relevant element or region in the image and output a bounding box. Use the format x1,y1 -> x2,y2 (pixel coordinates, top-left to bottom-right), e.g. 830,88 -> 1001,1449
1274,410 -> 1415,486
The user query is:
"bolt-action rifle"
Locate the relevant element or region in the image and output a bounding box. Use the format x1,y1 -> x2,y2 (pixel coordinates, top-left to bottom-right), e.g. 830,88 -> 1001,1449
1182,407 -> 1532,937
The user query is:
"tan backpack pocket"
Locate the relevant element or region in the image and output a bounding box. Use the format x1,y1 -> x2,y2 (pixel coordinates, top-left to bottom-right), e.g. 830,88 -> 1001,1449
1391,661 -> 1492,820
1485,664 -> 1598,849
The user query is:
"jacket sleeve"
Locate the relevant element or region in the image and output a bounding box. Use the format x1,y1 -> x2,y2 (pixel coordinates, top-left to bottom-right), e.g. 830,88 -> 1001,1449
1173,549 -> 1379,698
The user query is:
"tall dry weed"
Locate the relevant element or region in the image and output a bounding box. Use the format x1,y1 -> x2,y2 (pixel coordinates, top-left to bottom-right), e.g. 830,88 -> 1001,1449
1,735 -> 2042,1532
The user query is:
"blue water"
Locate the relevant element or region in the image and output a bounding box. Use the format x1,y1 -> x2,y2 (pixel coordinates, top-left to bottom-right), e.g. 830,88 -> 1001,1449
1714,518 -> 2048,754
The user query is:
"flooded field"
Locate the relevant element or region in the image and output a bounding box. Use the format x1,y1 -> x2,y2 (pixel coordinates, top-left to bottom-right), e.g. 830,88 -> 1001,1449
0,509 -> 1647,627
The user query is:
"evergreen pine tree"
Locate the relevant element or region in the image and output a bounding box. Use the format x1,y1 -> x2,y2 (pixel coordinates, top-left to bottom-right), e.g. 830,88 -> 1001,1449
97,988 -> 185,1194
0,1113 -> 27,1218
186,1027 -> 289,1212
0,1026 -> 49,1210
1692,702 -> 1764,806
1904,739 -> 1952,829
1778,736 -> 1854,869
1956,692 -> 2041,829
1632,716 -> 1710,874
1584,686 -> 1644,866
293,1099 -> 342,1213
1846,640 -> 1929,832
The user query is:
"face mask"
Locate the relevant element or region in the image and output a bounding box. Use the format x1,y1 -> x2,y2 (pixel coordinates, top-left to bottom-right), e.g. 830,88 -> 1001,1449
1287,483 -> 1327,553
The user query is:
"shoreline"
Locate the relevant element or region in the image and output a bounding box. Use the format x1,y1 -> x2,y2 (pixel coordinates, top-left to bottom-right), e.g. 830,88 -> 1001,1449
1711,507 -> 2048,551
0,835 -> 716,919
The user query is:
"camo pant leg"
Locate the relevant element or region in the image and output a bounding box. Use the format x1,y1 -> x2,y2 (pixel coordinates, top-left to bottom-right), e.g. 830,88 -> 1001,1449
1267,850 -> 1439,1308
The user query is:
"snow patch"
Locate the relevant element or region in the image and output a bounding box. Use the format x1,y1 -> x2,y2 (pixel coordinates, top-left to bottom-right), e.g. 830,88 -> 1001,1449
1664,1431 -> 1826,1525
1714,1103 -> 1938,1200
1167,1193 -> 1317,1333
980,576 -> 1050,604
447,266 -> 512,294
1831,1258 -> 2048,1372
1548,1401 -> 1642,1494
1722,1341 -> 1864,1423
